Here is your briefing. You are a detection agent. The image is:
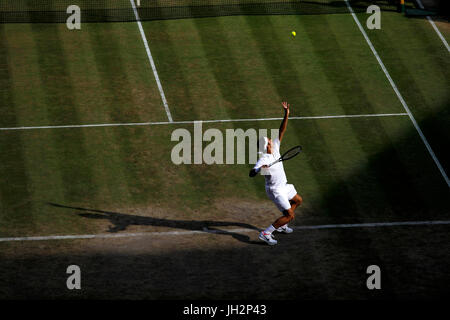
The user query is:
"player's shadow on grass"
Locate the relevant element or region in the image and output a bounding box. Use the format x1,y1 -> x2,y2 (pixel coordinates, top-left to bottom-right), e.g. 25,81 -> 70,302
48,203 -> 265,245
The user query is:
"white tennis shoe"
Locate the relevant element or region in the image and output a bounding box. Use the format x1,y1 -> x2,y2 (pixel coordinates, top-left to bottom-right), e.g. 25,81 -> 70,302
276,225 -> 293,234
259,231 -> 277,245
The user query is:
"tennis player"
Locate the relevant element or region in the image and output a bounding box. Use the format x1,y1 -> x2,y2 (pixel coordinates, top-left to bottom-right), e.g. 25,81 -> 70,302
249,102 -> 302,245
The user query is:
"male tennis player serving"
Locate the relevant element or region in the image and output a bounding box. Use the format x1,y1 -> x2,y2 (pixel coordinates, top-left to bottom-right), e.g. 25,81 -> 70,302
249,102 -> 303,245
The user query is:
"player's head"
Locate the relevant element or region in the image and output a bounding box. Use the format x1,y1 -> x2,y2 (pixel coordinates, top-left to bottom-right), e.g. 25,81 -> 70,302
258,136 -> 273,154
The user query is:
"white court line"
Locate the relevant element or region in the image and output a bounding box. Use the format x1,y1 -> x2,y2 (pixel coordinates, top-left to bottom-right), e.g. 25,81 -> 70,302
416,0 -> 450,53
0,220 -> 449,242
345,0 -> 450,188
0,113 -> 408,131
129,0 -> 173,122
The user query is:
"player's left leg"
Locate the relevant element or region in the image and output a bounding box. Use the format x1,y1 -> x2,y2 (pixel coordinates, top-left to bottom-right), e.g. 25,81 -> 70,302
259,191 -> 291,245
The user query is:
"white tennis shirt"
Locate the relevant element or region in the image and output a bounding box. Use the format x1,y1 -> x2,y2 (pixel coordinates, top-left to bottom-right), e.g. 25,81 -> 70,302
253,138 -> 288,189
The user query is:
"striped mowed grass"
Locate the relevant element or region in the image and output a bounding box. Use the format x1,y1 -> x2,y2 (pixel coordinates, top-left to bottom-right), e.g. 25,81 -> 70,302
0,9 -> 449,299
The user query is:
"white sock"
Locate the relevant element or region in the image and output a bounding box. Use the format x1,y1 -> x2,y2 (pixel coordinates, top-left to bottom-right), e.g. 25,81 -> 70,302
264,225 -> 276,234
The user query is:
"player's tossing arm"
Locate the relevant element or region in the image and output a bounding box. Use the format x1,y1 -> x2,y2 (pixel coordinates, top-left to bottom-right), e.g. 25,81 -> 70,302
279,101 -> 290,143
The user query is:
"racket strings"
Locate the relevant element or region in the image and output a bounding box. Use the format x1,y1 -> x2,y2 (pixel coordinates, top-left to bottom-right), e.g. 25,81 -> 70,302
281,146 -> 302,160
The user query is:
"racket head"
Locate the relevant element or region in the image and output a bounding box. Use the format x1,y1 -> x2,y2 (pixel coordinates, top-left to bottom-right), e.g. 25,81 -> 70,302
280,145 -> 302,161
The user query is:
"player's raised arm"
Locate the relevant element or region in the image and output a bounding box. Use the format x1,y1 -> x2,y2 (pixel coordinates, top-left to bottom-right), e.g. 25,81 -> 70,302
279,101 -> 290,142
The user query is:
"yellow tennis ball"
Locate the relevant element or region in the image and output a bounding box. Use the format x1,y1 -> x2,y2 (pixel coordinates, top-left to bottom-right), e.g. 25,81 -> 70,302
291,31 -> 296,37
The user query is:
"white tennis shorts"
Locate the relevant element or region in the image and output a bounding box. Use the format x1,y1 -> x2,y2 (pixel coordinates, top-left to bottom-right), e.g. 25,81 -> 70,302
266,183 -> 297,212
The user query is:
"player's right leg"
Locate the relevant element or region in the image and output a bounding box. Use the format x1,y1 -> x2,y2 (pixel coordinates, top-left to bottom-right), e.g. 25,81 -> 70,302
289,194 -> 303,211
273,208 -> 295,229
276,193 -> 302,233
259,189 -> 293,245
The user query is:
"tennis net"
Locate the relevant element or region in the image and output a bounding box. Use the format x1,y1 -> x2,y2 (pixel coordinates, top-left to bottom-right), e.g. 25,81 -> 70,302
0,0 -> 399,23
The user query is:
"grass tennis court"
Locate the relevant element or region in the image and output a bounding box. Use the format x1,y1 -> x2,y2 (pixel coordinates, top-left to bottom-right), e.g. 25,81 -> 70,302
0,1 -> 449,299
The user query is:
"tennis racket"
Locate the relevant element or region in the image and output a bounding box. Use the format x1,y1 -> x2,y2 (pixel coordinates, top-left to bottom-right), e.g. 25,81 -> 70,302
268,145 -> 302,167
